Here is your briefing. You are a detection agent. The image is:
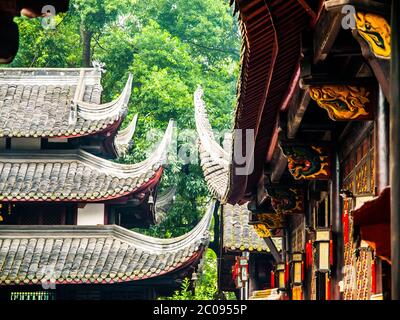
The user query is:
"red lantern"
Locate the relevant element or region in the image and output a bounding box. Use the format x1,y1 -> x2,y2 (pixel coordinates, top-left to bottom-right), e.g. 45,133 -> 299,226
343,199 -> 349,244
371,259 -> 376,294
270,270 -> 275,289
232,260 -> 239,281
326,274 -> 331,300
306,240 -> 313,268
285,262 -> 289,285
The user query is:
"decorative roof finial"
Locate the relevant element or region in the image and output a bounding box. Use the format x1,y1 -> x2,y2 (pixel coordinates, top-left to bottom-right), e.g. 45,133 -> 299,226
92,60 -> 106,73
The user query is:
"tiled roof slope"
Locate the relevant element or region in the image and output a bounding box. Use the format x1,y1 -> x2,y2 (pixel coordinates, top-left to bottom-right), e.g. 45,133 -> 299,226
0,121 -> 174,202
0,68 -> 132,138
222,203 -> 282,253
0,202 -> 213,285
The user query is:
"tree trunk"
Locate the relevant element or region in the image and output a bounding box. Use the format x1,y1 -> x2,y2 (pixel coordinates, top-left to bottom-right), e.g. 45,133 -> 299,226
80,23 -> 92,67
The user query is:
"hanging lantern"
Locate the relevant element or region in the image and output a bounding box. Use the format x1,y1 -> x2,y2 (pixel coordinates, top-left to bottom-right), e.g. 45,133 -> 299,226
232,256 -> 248,289
270,270 -> 275,289
276,263 -> 286,290
342,199 -> 350,244
285,261 -> 289,285
290,252 -> 304,285
306,240 -> 313,268
325,273 -> 331,300
315,228 -> 331,272
371,259 -> 376,294
148,194 -> 154,205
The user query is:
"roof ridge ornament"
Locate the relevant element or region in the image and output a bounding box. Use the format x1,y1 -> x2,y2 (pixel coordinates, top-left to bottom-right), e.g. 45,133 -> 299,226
68,69 -> 86,126
92,60 -> 107,73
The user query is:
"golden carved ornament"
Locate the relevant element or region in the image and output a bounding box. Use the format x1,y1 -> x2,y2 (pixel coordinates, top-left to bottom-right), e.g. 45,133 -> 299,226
355,12 -> 391,59
284,145 -> 330,180
310,85 -> 371,121
253,224 -> 272,238
257,213 -> 285,229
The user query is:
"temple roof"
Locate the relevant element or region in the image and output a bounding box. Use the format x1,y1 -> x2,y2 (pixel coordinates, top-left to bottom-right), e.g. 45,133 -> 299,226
0,68 -> 132,138
113,114 -> 138,158
227,0 -> 314,204
155,187 -> 176,224
222,203 -> 282,253
0,121 -> 174,202
194,87 -> 230,203
0,202 -> 213,285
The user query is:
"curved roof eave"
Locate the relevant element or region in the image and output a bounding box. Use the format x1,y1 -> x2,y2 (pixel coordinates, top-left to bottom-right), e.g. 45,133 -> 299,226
113,114 -> 139,158
0,121 -> 175,202
0,202 -> 214,285
194,87 -> 230,203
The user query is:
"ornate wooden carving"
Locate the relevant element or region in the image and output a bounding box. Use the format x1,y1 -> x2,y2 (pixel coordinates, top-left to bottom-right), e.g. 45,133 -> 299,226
355,12 -> 391,59
283,145 -> 331,180
253,224 -> 272,238
250,212 -> 285,238
309,85 -> 373,121
266,186 -> 304,214
352,12 -> 391,100
341,129 -> 375,196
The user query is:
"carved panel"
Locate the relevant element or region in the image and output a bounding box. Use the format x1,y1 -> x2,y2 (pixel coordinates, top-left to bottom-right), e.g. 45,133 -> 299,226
266,186 -> 304,214
341,130 -> 375,196
250,213 -> 285,230
253,224 -> 272,238
355,12 -> 391,59
309,85 -> 373,121
356,157 -> 370,194
290,215 -> 305,253
283,145 -> 331,180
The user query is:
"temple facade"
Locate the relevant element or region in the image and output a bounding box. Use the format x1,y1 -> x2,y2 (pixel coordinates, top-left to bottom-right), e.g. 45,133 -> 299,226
195,0 -> 396,300
0,68 -> 211,300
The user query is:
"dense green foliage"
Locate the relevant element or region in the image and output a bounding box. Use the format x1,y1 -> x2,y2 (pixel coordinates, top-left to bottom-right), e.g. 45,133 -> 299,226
161,249 -> 235,300
11,0 -> 240,239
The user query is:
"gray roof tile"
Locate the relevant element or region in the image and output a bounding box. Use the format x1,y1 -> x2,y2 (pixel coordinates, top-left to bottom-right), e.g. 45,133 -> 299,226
0,203 -> 213,285
223,203 -> 282,253
0,68 -> 132,138
0,121 -> 174,201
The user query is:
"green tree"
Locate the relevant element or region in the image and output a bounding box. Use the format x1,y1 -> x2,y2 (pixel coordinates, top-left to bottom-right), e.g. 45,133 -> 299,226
161,249 -> 235,300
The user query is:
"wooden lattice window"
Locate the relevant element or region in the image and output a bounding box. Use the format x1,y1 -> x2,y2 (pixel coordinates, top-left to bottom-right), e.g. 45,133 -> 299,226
342,129 -> 375,196
0,203 -> 69,225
